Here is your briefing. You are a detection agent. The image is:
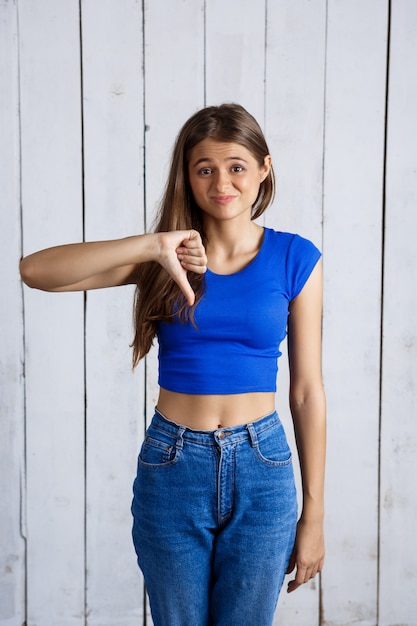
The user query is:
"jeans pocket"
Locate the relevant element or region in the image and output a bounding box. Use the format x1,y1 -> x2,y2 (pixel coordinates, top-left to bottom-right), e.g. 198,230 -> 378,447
253,422 -> 292,467
138,434 -> 179,468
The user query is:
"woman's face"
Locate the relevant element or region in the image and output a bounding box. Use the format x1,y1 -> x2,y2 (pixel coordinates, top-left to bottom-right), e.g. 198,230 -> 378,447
188,139 -> 271,224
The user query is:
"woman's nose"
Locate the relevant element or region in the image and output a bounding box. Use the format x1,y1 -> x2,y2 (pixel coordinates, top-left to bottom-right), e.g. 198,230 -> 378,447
214,169 -> 230,192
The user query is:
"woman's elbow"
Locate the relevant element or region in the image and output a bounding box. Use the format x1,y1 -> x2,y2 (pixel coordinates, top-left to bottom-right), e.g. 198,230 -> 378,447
19,257 -> 34,287
289,382 -> 326,412
19,257 -> 44,289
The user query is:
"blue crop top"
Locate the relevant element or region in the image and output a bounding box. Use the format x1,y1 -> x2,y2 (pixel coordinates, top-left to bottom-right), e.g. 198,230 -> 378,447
157,228 -> 321,394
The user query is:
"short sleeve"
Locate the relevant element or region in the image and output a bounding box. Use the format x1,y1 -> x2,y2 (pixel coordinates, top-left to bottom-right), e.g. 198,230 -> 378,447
286,234 -> 322,300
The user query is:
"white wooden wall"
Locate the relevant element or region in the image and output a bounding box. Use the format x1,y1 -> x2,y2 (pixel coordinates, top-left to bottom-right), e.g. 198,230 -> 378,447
1,1 -> 416,625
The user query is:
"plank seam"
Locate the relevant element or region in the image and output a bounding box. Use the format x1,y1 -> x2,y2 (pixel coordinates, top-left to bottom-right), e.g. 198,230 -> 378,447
203,0 -> 207,107
142,0 -> 148,236
77,1 -> 88,624
141,1 -> 148,623
319,1 -> 329,620
263,0 -> 267,132
377,1 -> 392,624
15,1 -> 29,623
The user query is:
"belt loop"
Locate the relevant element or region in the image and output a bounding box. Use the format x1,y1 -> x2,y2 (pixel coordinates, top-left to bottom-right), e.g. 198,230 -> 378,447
247,423 -> 258,447
176,426 -> 186,450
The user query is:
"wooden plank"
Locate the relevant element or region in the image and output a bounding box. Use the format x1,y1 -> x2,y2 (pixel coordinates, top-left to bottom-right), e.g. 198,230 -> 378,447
379,1 -> 417,623
265,0 -> 327,238
0,2 -> 26,624
142,3 -> 205,622
205,0 -> 266,122
143,0 -> 205,424
80,1 -> 146,623
264,2 -> 327,623
18,1 -> 85,624
320,1 -> 388,624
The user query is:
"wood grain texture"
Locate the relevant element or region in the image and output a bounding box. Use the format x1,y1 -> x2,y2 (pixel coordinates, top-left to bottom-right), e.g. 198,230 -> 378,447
81,1 -> 146,624
321,1 -> 388,624
264,1 -> 327,622
0,2 -> 26,624
205,0 -> 266,122
18,1 -> 85,624
142,0 -> 206,432
142,4 -> 205,622
379,1 -> 417,624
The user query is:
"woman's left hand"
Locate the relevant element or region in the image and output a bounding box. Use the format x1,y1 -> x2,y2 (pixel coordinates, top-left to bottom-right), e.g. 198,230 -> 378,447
286,517 -> 325,593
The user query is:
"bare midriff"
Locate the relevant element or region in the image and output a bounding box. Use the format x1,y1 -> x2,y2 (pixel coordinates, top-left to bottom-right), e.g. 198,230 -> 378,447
156,388 -> 276,430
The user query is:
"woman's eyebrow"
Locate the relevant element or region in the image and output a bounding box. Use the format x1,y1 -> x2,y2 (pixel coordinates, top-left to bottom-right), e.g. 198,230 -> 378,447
192,156 -> 249,167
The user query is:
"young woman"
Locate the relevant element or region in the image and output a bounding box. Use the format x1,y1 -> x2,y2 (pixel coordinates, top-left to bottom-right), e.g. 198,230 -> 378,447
20,103 -> 326,626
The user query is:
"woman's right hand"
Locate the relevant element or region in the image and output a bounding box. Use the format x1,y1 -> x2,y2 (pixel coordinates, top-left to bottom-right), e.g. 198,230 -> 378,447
156,230 -> 207,306
19,230 -> 207,299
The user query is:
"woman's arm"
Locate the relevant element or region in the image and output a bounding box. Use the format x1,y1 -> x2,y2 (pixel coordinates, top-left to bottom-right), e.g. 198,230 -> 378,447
19,230 -> 207,304
286,259 -> 326,593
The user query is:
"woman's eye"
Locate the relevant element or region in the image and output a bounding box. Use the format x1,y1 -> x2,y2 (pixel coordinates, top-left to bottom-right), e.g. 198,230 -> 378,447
199,168 -> 212,175
231,165 -> 244,173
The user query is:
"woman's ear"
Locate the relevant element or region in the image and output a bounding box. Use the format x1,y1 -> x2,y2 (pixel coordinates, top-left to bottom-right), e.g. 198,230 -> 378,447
260,155 -> 272,182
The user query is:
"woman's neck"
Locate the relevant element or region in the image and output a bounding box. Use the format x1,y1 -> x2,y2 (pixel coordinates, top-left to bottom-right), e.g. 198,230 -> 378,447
204,221 -> 264,275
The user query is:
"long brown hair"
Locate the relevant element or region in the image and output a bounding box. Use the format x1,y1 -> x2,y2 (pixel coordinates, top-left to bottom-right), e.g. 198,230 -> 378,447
132,103 -> 276,366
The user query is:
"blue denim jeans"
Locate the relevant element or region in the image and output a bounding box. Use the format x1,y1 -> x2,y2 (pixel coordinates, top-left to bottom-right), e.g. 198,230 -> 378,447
131,409 -> 298,626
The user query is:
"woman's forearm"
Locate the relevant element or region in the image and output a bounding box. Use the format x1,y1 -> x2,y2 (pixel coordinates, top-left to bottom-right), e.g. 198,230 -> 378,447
19,234 -> 158,291
290,389 -> 326,520
19,229 -> 208,301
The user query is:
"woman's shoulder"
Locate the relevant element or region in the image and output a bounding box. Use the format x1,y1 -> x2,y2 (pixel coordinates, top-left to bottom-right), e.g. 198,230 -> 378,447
261,228 -> 321,300
263,227 -> 320,254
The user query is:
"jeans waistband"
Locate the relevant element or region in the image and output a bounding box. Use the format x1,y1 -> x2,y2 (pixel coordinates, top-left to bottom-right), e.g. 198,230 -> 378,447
152,407 -> 280,446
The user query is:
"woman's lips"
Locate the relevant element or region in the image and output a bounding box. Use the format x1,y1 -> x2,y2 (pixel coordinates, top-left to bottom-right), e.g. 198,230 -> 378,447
211,195 -> 236,205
